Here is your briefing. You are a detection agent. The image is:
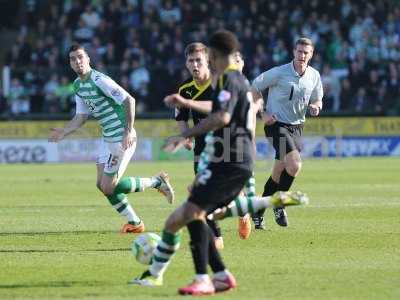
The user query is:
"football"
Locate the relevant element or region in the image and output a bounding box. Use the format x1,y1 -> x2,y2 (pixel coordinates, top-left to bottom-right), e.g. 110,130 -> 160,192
131,232 -> 161,265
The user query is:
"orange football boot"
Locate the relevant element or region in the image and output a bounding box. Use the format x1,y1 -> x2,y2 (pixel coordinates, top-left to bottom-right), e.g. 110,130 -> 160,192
121,221 -> 145,233
238,214 -> 251,239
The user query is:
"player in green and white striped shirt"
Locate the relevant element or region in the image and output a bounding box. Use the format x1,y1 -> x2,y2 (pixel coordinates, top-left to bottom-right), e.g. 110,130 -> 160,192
49,44 -> 174,233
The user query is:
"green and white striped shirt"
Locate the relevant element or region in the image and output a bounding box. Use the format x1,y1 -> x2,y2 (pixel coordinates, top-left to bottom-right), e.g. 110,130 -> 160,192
73,69 -> 130,143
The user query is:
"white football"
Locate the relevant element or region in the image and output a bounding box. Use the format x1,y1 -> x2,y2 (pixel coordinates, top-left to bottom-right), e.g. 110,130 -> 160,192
131,232 -> 161,265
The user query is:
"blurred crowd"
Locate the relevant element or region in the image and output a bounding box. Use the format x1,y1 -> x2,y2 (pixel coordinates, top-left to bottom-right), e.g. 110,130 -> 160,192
1,0 -> 400,117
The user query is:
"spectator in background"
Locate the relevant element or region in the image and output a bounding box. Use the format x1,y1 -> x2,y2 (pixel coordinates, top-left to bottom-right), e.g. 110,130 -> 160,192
121,3 -> 141,29
143,0 -> 161,14
74,19 -> 94,44
6,44 -> 22,68
119,59 -> 131,78
43,74 -> 60,113
47,46 -> 62,69
103,42 -> 117,65
0,88 -> 7,115
87,37 -> 106,65
35,19 -> 48,40
352,87 -> 370,113
159,0 -> 181,23
366,69 -> 381,102
348,61 -> 366,93
31,39 -> 48,66
55,76 -> 74,113
339,78 -> 354,111
129,60 -> 150,106
272,39 -> 289,65
3,0 -> 400,116
9,78 -> 30,115
386,62 -> 400,100
374,85 -> 388,115
14,34 -> 32,66
80,5 -> 101,29
321,65 -> 341,112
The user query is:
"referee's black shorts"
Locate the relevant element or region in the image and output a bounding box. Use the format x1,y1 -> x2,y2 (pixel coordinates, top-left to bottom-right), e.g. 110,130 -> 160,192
264,121 -> 304,160
188,163 -> 252,214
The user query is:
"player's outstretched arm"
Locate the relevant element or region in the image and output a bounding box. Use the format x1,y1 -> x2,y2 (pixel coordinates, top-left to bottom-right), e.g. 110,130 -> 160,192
48,113 -> 88,142
163,111 -> 230,153
185,99 -> 212,114
164,93 -> 212,114
182,110 -> 230,139
177,121 -> 193,150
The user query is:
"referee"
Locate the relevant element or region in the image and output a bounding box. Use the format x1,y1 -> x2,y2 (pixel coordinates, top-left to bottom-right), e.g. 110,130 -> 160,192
251,37 -> 323,229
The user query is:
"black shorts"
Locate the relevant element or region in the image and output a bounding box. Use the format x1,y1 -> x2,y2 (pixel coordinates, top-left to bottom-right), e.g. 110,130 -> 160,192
264,122 -> 303,160
193,136 -> 206,174
188,163 -> 252,214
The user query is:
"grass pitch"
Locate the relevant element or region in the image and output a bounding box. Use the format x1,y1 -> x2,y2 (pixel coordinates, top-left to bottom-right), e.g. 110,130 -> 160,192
0,157 -> 399,299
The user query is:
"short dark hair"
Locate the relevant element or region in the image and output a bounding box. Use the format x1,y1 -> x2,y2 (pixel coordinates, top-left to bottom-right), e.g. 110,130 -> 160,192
184,42 -> 208,58
208,30 -> 240,56
295,37 -> 314,49
68,43 -> 87,54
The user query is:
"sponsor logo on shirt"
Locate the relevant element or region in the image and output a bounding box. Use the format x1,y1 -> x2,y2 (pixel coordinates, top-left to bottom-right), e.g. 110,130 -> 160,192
111,89 -> 121,97
218,90 -> 231,102
84,100 -> 95,111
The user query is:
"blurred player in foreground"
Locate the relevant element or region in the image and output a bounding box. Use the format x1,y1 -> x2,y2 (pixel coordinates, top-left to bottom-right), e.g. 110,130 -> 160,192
167,42 -> 225,248
165,43 -> 255,244
131,30 -> 308,296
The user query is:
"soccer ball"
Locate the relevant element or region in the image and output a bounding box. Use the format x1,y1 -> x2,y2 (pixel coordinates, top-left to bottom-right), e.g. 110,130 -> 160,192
131,232 -> 161,265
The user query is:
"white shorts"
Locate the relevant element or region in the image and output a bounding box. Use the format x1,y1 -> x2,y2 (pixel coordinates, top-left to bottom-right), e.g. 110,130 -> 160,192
96,130 -> 137,177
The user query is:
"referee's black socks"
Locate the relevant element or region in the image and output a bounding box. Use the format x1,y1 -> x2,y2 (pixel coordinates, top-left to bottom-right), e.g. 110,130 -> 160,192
262,176 -> 279,196
257,176 -> 280,217
279,169 -> 295,191
257,171 -> 294,217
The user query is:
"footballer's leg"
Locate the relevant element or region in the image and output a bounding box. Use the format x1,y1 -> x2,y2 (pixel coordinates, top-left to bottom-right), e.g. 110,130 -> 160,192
96,143 -> 142,231
130,201 -> 199,286
100,141 -> 174,233
99,142 -> 145,232
108,136 -> 175,204
101,140 -> 171,198
273,150 -> 302,226
179,165 -> 250,295
180,218 -> 215,296
253,160 -> 284,229
206,219 -> 224,249
272,125 -> 303,227
196,158 -> 224,249
96,163 -> 105,192
238,177 -> 256,239
211,191 -> 309,221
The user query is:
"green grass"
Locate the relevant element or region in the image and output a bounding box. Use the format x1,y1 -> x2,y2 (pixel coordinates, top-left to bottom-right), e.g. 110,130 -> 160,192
0,157 -> 399,299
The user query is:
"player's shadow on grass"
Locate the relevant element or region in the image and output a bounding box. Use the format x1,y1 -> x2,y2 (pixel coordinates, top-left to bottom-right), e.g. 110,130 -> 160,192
0,248 -> 129,253
0,230 -> 116,236
0,281 -> 111,289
